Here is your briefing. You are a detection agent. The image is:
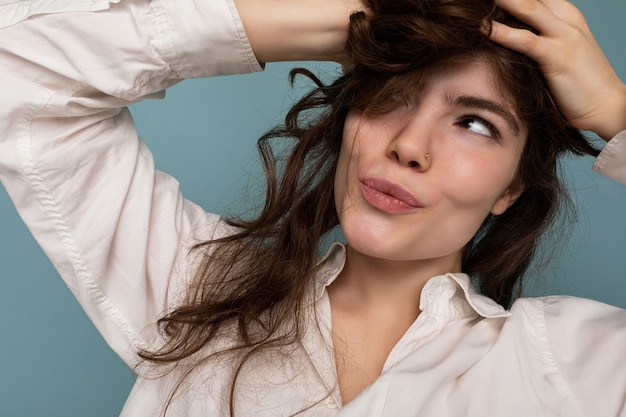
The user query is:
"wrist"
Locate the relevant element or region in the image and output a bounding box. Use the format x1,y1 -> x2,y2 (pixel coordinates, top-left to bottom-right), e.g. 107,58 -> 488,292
592,82 -> 626,141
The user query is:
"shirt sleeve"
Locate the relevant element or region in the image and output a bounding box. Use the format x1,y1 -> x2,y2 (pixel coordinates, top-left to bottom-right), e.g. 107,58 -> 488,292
593,130 -> 626,184
0,0 -> 262,367
541,296 -> 626,416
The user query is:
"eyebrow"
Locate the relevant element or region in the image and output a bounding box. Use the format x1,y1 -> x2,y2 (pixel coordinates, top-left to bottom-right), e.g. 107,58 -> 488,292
444,93 -> 522,136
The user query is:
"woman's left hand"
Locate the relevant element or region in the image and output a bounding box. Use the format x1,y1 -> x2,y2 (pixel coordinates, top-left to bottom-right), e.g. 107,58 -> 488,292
490,0 -> 626,141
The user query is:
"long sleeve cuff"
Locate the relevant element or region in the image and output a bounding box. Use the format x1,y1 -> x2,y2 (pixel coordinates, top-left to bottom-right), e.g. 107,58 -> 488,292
153,0 -> 262,78
593,130 -> 626,185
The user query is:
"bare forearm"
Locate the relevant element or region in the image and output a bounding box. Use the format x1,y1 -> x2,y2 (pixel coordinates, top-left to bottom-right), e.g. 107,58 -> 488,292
591,84 -> 626,141
234,0 -> 362,63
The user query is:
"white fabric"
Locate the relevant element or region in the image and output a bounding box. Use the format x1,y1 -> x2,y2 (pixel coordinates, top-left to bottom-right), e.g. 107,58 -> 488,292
1,1 -> 625,416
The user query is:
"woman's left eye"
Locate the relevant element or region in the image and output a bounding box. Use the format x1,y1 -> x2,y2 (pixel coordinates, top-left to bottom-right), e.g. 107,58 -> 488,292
457,116 -> 498,139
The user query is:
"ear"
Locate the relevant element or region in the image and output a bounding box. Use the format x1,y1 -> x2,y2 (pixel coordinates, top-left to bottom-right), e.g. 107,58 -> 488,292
490,181 -> 525,216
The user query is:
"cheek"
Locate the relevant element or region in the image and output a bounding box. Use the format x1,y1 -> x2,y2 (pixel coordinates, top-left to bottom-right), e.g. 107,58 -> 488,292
333,154 -> 348,215
334,111 -> 374,210
443,150 -> 521,209
334,118 -> 360,216
431,158 -> 521,250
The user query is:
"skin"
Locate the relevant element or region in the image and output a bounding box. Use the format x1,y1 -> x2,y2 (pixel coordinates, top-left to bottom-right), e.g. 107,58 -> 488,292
329,60 -> 527,403
491,0 -> 626,140
235,0 -> 362,63
335,61 -> 527,268
236,0 -> 626,405
236,0 -> 626,137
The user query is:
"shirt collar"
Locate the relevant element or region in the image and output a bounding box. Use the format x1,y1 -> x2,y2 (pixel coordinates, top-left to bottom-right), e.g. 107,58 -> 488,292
313,243 -> 511,319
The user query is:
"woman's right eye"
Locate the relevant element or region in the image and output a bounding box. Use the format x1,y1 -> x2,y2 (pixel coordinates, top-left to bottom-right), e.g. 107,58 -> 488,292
391,94 -> 409,107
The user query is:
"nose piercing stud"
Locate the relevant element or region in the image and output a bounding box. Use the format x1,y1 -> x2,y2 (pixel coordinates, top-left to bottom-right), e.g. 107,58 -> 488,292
424,153 -> 431,160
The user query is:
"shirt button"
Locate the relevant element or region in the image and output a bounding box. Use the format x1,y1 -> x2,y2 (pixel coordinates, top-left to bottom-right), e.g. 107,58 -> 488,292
324,396 -> 339,409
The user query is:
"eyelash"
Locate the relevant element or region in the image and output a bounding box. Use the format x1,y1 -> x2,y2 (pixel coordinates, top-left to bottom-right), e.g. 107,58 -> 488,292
456,115 -> 500,140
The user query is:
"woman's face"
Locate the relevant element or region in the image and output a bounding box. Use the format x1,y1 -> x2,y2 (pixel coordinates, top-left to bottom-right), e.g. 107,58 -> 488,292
334,60 -> 528,271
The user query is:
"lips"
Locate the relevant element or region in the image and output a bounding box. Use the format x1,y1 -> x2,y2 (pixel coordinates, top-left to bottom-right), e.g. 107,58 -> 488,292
360,178 -> 422,213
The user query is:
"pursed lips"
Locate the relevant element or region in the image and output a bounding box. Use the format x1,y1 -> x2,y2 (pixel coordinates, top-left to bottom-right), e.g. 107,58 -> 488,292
360,178 -> 423,212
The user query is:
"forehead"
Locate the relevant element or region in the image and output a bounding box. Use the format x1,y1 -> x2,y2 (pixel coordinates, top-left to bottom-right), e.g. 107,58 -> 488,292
427,59 -> 524,122
421,60 -> 509,103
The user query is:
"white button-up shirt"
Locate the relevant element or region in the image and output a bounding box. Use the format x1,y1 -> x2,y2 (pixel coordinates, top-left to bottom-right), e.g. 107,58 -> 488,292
1,1 -> 626,416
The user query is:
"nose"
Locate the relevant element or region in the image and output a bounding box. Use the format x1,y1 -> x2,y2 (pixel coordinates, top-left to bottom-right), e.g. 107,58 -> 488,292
386,111 -> 432,171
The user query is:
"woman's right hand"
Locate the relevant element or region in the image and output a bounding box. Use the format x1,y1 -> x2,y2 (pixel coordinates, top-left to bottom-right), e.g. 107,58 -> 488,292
234,0 -> 363,64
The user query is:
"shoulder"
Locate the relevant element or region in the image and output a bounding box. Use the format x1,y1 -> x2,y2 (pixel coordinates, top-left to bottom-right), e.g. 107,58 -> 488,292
510,294 -> 626,329
507,295 -> 626,347
506,295 -> 626,415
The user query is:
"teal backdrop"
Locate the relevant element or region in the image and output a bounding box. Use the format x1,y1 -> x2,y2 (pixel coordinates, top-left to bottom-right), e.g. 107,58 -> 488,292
1,1 -> 625,415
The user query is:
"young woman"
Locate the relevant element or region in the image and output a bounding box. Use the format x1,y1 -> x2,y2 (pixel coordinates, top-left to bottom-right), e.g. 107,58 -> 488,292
1,0 -> 625,416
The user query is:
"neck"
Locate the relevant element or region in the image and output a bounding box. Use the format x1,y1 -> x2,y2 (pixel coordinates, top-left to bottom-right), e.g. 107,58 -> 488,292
330,245 -> 462,313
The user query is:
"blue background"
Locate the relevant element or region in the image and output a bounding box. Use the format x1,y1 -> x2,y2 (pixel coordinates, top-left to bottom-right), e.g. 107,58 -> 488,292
1,1 -> 625,415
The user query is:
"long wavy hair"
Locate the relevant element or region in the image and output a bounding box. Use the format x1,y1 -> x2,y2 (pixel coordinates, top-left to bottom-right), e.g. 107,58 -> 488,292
140,0 -> 599,414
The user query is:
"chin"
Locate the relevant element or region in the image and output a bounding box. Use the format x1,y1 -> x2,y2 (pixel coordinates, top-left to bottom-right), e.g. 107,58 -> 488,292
342,227 -> 466,268
343,231 -> 417,261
